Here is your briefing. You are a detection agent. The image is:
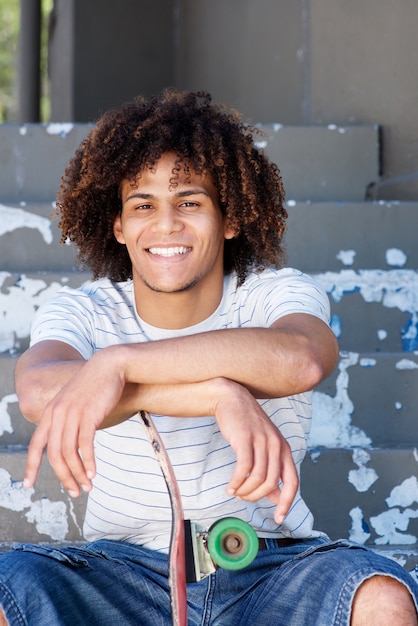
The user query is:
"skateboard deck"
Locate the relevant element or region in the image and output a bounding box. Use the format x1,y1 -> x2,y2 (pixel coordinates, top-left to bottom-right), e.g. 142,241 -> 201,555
139,410 -> 188,626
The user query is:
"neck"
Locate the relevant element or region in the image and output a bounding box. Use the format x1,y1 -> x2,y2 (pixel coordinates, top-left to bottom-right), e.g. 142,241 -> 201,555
134,283 -> 224,329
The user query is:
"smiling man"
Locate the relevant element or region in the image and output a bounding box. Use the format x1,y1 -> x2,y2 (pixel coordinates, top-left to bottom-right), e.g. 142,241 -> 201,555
1,90 -> 416,625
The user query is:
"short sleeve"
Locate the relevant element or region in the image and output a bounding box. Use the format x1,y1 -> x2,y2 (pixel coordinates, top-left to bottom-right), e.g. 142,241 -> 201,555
240,268 -> 331,328
30,285 -> 96,360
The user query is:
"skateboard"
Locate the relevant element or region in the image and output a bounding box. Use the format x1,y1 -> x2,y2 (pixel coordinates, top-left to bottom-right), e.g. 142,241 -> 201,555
139,410 -> 258,626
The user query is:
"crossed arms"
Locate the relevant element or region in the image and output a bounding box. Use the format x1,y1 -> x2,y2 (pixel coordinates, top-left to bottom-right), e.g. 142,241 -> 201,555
15,313 -> 338,525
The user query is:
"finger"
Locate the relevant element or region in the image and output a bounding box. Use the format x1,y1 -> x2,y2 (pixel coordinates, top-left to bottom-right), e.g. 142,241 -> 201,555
232,438 -> 269,499
226,440 -> 254,496
24,422 -> 49,489
46,409 -> 85,497
42,408 -> 85,498
232,425 -> 285,500
77,418 -> 97,482
266,448 -> 299,524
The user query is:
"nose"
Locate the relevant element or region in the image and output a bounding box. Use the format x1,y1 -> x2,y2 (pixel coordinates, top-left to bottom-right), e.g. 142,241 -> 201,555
151,205 -> 183,235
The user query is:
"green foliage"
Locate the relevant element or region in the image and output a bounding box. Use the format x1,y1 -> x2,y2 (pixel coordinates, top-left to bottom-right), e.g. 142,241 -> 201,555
0,0 -> 53,122
0,0 -> 19,121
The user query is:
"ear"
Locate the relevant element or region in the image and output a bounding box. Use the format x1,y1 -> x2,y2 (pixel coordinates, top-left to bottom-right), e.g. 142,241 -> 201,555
113,214 -> 126,244
223,219 -> 237,241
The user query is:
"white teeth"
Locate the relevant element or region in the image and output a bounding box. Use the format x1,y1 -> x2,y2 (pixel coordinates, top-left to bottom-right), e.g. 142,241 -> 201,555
148,246 -> 190,257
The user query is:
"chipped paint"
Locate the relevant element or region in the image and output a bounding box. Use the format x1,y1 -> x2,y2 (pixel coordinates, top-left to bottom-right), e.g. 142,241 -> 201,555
386,248 -> 407,267
0,273 -> 69,353
349,475 -> 418,546
316,269 -> 418,308
46,123 -> 74,137
66,493 -> 83,535
370,508 -> 418,545
0,394 -> 16,436
315,269 -> 418,351
0,468 -> 72,541
25,499 -> 69,541
336,250 -> 356,266
310,352 -> 371,448
386,476 -> 418,509
395,358 -> 418,370
0,468 -> 34,511
359,358 -> 376,367
365,478 -> 418,545
349,506 -> 371,543
348,449 -> 378,493
377,329 -> 387,341
0,203 -> 53,243
330,314 -> 342,338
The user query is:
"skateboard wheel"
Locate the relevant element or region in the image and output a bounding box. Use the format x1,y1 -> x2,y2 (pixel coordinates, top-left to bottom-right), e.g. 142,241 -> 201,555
207,517 -> 258,570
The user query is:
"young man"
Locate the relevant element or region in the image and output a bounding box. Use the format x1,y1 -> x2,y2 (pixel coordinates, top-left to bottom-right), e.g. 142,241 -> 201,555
1,90 -> 416,624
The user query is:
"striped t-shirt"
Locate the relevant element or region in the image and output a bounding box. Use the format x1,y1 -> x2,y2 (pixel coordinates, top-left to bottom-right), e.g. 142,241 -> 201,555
30,267 -> 330,552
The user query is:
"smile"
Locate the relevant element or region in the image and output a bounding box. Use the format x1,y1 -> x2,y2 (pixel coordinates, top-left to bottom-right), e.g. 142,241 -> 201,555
148,246 -> 191,257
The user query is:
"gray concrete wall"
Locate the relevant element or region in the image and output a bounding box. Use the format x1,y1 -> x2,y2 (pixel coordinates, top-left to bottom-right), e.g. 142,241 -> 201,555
47,0 -> 418,200
49,0 -> 175,122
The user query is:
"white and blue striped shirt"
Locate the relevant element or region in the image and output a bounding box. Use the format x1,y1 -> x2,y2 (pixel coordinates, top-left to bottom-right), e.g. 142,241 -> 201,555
30,267 -> 330,552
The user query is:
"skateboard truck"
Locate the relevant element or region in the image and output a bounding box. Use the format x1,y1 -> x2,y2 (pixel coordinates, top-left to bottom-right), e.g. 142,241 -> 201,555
185,518 -> 259,582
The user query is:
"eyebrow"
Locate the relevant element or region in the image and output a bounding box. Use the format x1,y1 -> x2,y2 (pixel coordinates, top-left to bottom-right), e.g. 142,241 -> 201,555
124,189 -> 211,202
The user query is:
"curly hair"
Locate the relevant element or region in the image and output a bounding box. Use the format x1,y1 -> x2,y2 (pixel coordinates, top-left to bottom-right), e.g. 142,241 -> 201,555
57,89 -> 287,285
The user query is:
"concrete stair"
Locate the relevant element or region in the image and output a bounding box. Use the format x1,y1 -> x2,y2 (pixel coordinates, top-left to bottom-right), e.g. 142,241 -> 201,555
1,122 -> 417,572
284,201 -> 418,571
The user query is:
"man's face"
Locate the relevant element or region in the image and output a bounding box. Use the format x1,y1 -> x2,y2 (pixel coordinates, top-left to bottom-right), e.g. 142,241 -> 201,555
114,152 -> 235,312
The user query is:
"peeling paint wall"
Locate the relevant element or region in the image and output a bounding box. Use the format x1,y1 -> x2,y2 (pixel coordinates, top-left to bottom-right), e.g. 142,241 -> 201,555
305,261 -> 418,552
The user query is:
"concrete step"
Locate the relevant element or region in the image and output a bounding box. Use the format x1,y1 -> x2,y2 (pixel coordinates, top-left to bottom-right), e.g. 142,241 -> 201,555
285,201 -> 418,272
0,271 -> 91,355
0,124 -> 93,203
0,355 -> 35,447
0,202 -> 79,272
1,123 -> 379,203
0,448 -> 86,544
313,269 -> 418,353
312,351 -> 418,449
258,124 -> 380,202
301,447 -> 418,567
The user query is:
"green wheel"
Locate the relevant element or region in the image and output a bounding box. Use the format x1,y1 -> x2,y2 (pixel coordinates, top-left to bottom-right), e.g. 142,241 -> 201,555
207,517 -> 258,570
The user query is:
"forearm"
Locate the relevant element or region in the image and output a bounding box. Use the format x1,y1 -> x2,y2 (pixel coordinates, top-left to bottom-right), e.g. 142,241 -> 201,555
105,377 -> 235,426
16,347 -> 233,427
104,318 -> 338,399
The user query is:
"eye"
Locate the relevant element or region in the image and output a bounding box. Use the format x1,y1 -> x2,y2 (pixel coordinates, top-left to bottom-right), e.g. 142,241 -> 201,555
180,201 -> 199,208
135,203 -> 153,211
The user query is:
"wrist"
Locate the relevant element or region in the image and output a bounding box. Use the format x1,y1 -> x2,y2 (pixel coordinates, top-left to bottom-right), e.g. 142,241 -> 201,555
211,377 -> 249,414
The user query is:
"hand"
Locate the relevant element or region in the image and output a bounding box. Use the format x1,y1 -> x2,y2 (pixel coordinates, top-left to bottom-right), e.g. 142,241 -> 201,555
213,381 -> 299,524
24,349 -> 126,497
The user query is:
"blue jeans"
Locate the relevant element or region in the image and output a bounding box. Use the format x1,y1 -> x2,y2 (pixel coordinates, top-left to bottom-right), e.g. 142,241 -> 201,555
0,537 -> 417,625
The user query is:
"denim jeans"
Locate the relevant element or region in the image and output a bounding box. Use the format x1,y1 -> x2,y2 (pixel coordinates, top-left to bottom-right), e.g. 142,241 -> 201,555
0,537 -> 417,625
